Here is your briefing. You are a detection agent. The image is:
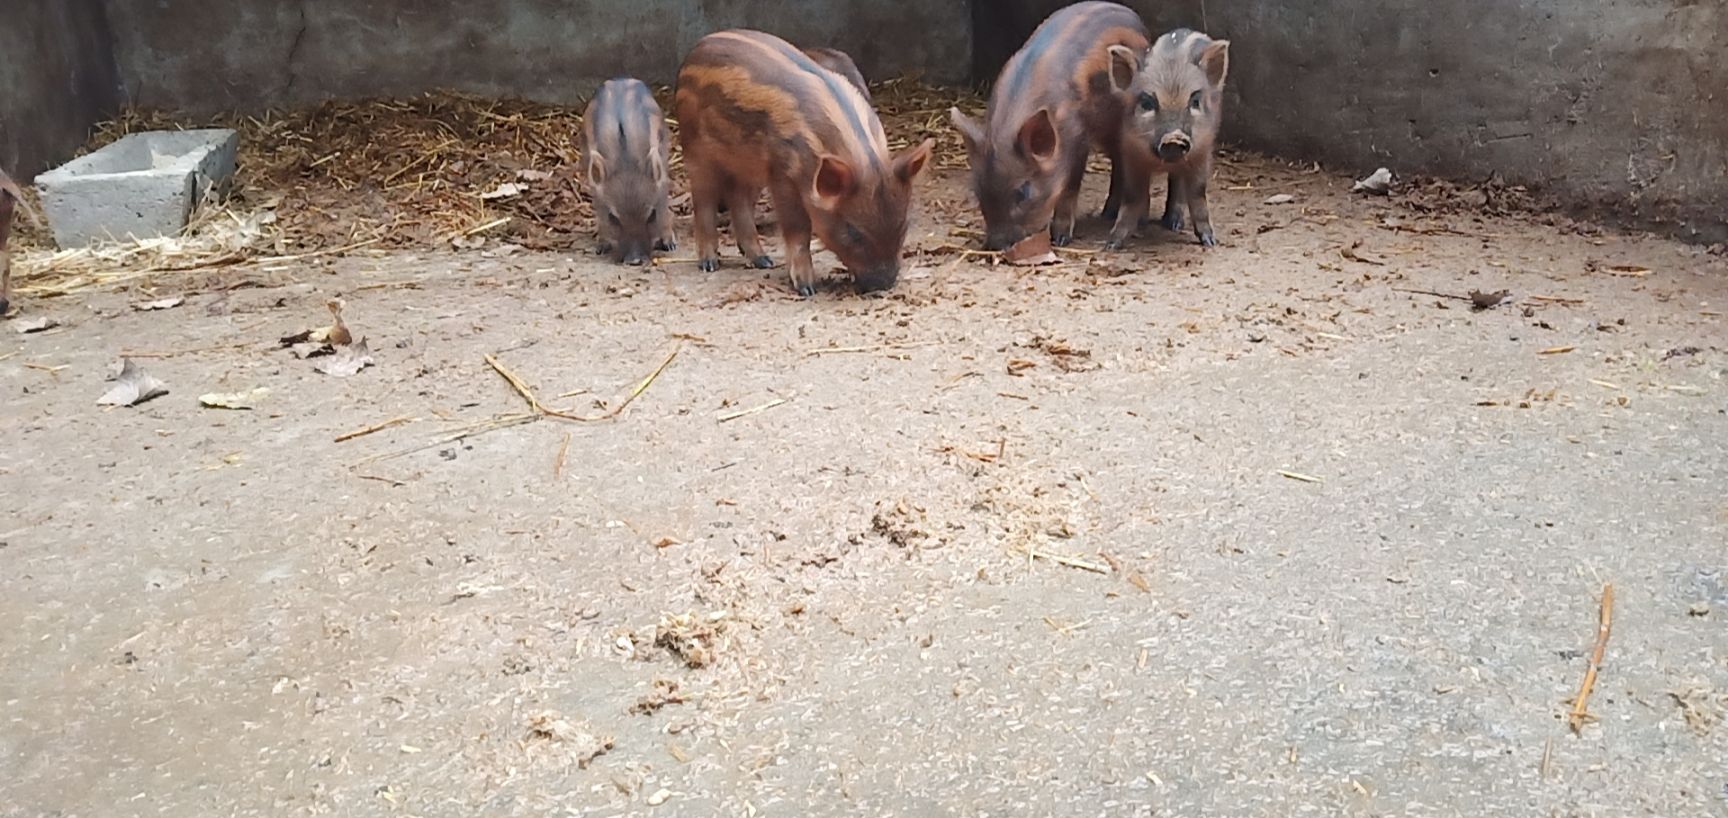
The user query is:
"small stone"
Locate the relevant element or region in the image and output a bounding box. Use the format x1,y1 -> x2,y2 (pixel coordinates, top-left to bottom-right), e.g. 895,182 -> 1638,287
1263,193 -> 1296,205
647,788 -> 671,806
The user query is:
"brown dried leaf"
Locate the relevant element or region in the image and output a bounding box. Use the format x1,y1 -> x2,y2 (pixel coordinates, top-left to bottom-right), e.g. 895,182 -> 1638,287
97,359 -> 169,406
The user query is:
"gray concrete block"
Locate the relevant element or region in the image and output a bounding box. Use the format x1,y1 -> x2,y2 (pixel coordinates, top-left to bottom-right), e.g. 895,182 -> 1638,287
34,128 -> 238,247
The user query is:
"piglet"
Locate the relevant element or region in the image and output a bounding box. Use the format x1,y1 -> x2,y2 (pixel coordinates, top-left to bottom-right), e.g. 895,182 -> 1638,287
582,77 -> 675,265
801,47 -> 871,102
0,168 -> 42,316
950,1 -> 1148,250
676,29 -> 933,295
1105,29 -> 1230,248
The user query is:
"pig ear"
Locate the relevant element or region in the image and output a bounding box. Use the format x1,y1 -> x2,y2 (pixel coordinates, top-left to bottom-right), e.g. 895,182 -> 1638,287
949,107 -> 984,155
1015,109 -> 1059,166
585,153 -> 608,191
893,138 -> 935,184
813,155 -> 856,206
1107,45 -> 1140,93
1198,40 -> 1230,87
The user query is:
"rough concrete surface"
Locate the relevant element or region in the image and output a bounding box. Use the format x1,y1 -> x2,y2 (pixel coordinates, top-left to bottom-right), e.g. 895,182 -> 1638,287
0,0 -> 120,176
36,129 -> 240,247
980,0 -> 1728,244
100,0 -> 973,112
2,159 -> 1726,816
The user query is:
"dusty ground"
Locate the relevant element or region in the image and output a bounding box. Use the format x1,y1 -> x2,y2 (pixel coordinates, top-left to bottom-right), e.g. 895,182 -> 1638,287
3,157 -> 1727,818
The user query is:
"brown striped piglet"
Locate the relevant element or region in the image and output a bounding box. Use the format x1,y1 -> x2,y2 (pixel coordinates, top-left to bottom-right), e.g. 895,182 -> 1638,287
949,1 -> 1148,251
1105,29 -> 1230,248
676,30 -> 933,296
801,47 -> 871,102
0,168 -> 43,316
582,77 -> 675,265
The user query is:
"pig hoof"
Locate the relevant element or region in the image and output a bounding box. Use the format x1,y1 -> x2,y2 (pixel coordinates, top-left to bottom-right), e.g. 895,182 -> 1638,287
698,258 -> 719,272
1160,212 -> 1184,232
1197,231 -> 1217,248
750,255 -> 775,269
655,238 -> 677,252
0,299 -> 9,316
795,283 -> 816,298
1051,232 -> 1073,248
1103,237 -> 1128,251
595,241 -> 615,255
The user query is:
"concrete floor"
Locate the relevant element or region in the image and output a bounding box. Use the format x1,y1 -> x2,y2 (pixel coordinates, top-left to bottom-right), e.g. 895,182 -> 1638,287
3,157 -> 1726,817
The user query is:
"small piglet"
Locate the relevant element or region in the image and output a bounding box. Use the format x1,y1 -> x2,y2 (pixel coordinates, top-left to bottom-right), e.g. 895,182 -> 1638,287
582,77 -> 675,265
0,168 -> 41,315
950,1 -> 1148,250
801,47 -> 871,102
1106,29 -> 1230,248
676,29 -> 933,295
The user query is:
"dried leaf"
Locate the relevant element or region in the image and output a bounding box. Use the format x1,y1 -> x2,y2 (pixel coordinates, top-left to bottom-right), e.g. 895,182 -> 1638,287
131,297 -> 185,311
516,169 -> 554,182
314,338 -> 374,376
1352,167 -> 1394,195
199,387 -> 270,409
324,299 -> 352,346
98,359 -> 169,406
480,182 -> 525,200
14,316 -> 59,333
1004,232 -> 1057,266
1263,193 -> 1296,205
1469,289 -> 1512,310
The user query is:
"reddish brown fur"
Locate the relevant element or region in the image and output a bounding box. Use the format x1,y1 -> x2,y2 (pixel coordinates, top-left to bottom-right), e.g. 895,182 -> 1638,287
0,168 -> 38,316
675,29 -> 932,295
1106,29 -> 1230,248
582,77 -> 675,265
801,47 -> 871,102
950,1 -> 1148,250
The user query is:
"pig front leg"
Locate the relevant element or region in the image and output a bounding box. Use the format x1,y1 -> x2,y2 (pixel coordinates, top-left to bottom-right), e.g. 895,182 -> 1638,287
1180,160 -> 1217,247
770,183 -> 818,297
726,185 -> 774,269
1049,155 -> 1088,247
1160,173 -> 1187,233
1104,157 -> 1152,250
1101,157 -> 1124,221
2,196 -> 16,315
654,202 -> 677,253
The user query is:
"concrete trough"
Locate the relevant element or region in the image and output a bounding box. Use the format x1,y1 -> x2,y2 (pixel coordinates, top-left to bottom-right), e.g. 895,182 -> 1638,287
34,129 -> 238,247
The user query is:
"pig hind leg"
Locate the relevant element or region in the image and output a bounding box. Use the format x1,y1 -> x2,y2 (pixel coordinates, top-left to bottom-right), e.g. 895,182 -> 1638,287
689,162 -> 725,272
726,185 -> 774,269
769,181 -> 817,298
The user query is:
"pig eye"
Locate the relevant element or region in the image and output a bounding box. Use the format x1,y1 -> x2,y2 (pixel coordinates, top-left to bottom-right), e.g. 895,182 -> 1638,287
1013,182 -> 1033,204
606,211 -> 621,226
1138,93 -> 1158,113
841,223 -> 864,245
645,208 -> 658,224
1189,91 -> 1204,111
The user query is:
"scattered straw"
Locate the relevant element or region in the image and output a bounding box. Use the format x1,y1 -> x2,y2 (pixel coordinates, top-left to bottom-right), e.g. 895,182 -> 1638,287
1567,583 -> 1614,735
334,414 -> 417,443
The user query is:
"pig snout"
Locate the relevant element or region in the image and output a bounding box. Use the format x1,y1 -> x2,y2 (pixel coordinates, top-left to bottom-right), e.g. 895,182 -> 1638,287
618,244 -> 652,266
982,228 -> 1024,252
852,264 -> 900,293
1156,132 -> 1192,162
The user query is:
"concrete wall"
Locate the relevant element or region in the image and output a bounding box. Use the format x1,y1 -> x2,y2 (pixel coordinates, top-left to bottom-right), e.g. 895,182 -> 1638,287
102,0 -> 973,112
0,0 -> 121,176
977,0 -> 1728,243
